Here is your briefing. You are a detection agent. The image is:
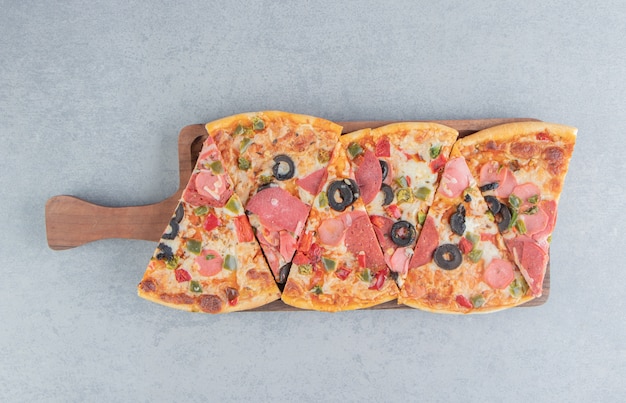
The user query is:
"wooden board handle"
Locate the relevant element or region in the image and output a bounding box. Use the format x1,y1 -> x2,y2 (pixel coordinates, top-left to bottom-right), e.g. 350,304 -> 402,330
45,195 -> 180,250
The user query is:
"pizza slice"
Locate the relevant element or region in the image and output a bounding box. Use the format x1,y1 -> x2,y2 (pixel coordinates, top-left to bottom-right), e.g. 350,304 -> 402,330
339,123 -> 458,287
398,152 -> 534,313
281,142 -> 399,311
453,122 -> 577,297
137,135 -> 280,313
207,111 -> 342,284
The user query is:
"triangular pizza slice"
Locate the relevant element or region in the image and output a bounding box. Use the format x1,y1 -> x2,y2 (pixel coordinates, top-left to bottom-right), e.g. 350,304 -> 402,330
138,135 -> 280,313
452,122 -> 576,297
207,111 -> 342,285
282,142 -> 399,311
398,151 -> 533,313
339,123 -> 458,287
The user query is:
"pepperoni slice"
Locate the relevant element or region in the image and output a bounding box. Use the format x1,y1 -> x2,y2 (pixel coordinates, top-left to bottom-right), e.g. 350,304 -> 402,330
409,216 -> 438,269
343,211 -> 387,271
195,250 -> 223,277
483,258 -> 515,289
296,167 -> 328,196
245,187 -> 310,234
439,157 -> 471,199
355,150 -> 383,205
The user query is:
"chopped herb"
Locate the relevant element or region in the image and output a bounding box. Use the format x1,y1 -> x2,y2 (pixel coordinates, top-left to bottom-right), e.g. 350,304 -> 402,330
238,157 -> 251,171
311,285 -> 323,295
317,149 -> 330,163
233,124 -> 245,136
547,235 -> 552,243
414,186 -> 431,201
224,196 -> 241,214
396,188 -> 413,204
347,142 -> 364,159
186,239 -> 202,255
468,249 -> 483,263
223,254 -> 237,270
298,264 -> 313,275
509,194 -> 521,210
190,280 -> 202,293
466,232 -> 480,248
524,206 -> 538,215
193,206 -> 208,216
515,218 -> 527,234
165,256 -> 179,270
417,211 -> 427,225
358,268 -> 372,282
252,117 -> 265,130
322,257 -> 337,272
528,195 -> 539,204
429,144 -> 442,159
509,277 -> 529,298
205,254 -> 215,260
318,191 -> 328,208
209,161 -> 224,174
395,176 -> 408,188
259,175 -> 273,185
471,294 -> 485,308
240,137 -> 252,153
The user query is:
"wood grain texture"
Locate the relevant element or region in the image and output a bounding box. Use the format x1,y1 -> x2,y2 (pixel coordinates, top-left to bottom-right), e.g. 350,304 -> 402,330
45,118 -> 548,309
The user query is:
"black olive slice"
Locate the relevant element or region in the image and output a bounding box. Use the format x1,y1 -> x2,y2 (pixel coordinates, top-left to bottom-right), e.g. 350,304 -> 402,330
327,180 -> 355,211
479,182 -> 499,192
464,193 -> 472,202
484,195 -> 501,214
390,220 -> 417,246
450,204 -> 466,236
495,204 -> 512,232
380,184 -> 394,206
272,155 -> 295,181
155,243 -> 174,260
174,203 -> 184,223
379,160 -> 389,181
162,218 -> 179,240
450,212 -> 465,236
277,262 -> 291,284
433,244 -> 462,270
345,178 -> 360,199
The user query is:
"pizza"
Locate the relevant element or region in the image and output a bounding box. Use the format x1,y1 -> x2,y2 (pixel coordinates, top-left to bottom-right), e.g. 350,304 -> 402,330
339,123 -> 458,287
137,135 -> 281,313
398,153 -> 534,313
207,111 -> 342,284
281,142 -> 399,311
452,122 -> 577,297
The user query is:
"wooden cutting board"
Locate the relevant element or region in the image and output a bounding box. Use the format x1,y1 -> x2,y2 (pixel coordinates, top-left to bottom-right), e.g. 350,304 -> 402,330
45,118 -> 549,309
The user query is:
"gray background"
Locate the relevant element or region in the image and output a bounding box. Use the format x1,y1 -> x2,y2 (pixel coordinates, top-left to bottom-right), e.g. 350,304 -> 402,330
2,0 -> 625,401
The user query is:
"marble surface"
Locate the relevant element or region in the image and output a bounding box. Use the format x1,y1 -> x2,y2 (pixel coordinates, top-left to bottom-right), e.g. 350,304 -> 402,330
2,1 -> 625,401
